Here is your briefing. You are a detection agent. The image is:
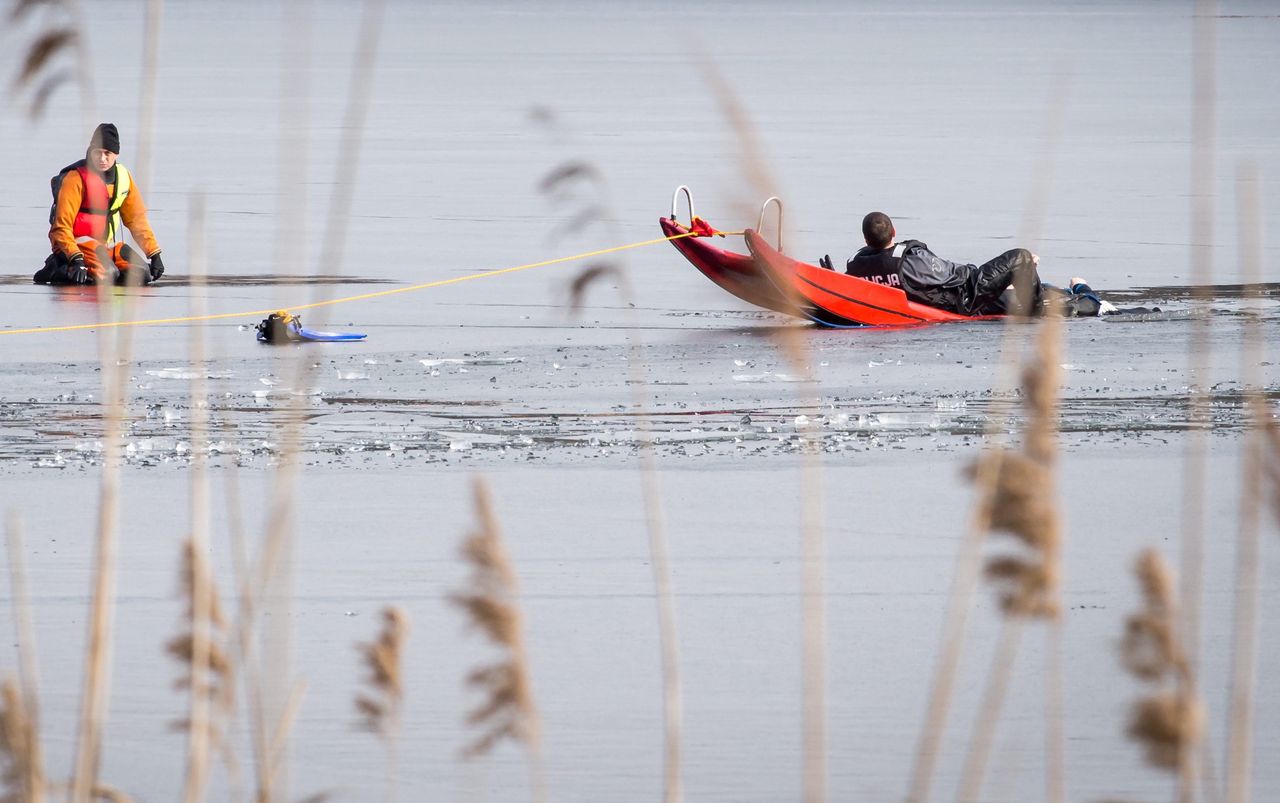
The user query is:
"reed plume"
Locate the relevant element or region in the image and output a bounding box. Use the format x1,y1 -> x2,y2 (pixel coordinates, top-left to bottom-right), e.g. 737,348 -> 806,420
1118,549 -> 1203,796
451,478 -> 545,802
9,0 -> 94,123
354,607 -> 408,803
1129,694 -> 1204,772
166,539 -> 233,717
979,316 -> 1064,596
0,678 -> 43,803
355,607 -> 408,738
166,537 -> 234,803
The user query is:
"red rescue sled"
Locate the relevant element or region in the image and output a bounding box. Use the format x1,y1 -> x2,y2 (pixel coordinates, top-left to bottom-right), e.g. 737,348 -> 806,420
658,216 -> 795,317
662,188 -> 999,327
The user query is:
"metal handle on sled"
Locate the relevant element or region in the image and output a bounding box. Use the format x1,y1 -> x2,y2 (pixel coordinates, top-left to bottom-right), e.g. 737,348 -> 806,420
670,185 -> 695,224
757,196 -> 784,252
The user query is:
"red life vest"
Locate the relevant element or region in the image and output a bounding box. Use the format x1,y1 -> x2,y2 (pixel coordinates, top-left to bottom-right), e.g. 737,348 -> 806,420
71,164 -> 131,244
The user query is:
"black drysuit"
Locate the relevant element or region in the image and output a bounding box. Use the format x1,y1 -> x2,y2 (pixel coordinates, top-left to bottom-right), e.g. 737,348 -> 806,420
846,240 -> 1042,316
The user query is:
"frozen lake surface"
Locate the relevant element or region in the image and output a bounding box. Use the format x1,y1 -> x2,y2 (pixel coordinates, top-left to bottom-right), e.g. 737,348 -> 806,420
1,1 -> 1279,801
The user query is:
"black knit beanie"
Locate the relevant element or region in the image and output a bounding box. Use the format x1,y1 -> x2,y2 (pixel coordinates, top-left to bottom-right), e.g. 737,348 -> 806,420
89,123 -> 120,155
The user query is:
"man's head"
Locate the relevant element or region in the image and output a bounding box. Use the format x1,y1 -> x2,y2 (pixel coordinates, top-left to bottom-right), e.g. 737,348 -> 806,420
87,123 -> 120,172
862,211 -> 895,249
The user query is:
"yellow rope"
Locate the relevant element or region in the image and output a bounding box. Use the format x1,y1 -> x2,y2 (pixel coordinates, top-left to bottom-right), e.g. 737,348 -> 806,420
1,229 -> 744,337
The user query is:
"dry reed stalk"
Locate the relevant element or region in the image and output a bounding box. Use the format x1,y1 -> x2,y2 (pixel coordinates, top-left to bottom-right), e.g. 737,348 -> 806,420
73,103 -> 157,803
18,6 -> 129,800
1177,16 -> 1218,799
1118,548 -> 1203,801
692,46 -> 777,224
1044,614 -> 1066,803
3,514 -> 44,803
638,429 -> 685,803
71,255 -> 126,803
166,539 -> 231,802
191,265 -> 279,803
1223,161 -> 1265,803
262,680 -> 309,799
694,51 -> 830,803
907,72 -> 1071,803
603,312 -> 689,802
355,607 -> 408,803
212,447 -> 253,803
251,377 -> 306,803
954,616 -> 1026,802
956,315 -> 1065,803
1262,418 -> 1280,531
536,113 -> 685,801
246,4 -> 319,800
173,224 -> 256,803
171,192 -> 220,803
87,784 -> 132,803
304,0 -> 385,327
792,360 -> 827,803
564,259 -> 685,803
451,478 -> 546,803
132,0 -> 162,191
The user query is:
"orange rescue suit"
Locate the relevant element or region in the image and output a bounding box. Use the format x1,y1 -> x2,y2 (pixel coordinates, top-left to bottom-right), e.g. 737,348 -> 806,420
49,164 -> 160,261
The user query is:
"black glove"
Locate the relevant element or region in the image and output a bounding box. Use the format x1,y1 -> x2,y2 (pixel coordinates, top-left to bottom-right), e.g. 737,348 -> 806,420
148,251 -> 165,282
65,252 -> 90,284
818,254 -> 834,271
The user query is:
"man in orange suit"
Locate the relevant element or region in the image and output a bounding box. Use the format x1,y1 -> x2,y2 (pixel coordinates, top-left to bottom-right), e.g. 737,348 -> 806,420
36,122 -> 166,285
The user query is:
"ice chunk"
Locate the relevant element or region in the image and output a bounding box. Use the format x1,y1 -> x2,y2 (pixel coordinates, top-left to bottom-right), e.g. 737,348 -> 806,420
733,373 -> 804,383
419,357 -> 523,368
